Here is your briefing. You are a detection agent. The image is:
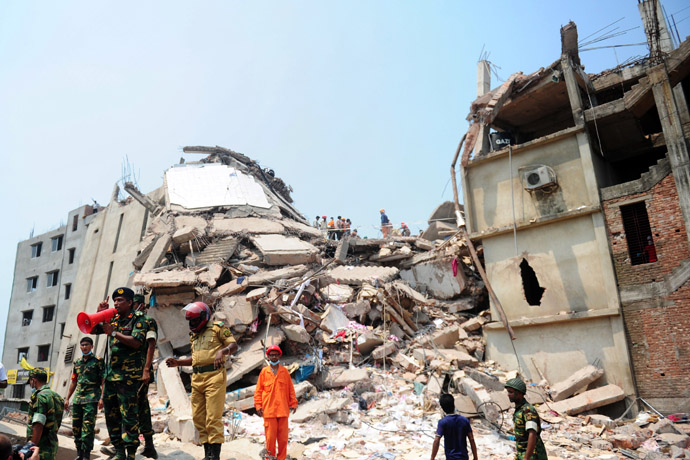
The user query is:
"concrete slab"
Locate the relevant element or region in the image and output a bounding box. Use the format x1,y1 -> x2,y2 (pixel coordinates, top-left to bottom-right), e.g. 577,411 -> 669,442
386,281 -> 432,305
141,234 -> 172,273
192,237 -> 239,266
460,317 -> 486,332
550,364 -> 605,402
167,414 -> 199,443
454,394 -> 478,417
134,270 -> 197,288
247,265 -> 310,285
356,331 -> 384,355
214,295 -> 256,327
282,324 -> 311,343
463,367 -> 505,392
342,300 -> 371,320
372,342 -> 397,360
281,219 -> 323,238
320,284 -> 354,303
399,258 -> 466,300
225,326 -> 284,386
174,215 -> 208,235
246,287 -> 270,302
148,305 -> 190,348
392,352 -> 421,372
153,290 -> 196,308
412,348 -> 478,367
291,397 -> 351,423
323,367 -> 370,388
251,234 -> 317,265
335,238 -> 350,263
327,265 -> 400,286
460,378 -> 499,423
427,325 -> 468,348
172,226 -> 198,245
217,277 -> 249,297
421,221 -> 457,241
197,263 -> 223,288
320,305 -> 350,333
212,217 -> 285,235
549,384 -> 625,416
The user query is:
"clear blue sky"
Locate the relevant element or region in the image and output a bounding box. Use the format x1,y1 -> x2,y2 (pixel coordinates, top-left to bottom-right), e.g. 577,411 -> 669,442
1,1 -> 688,358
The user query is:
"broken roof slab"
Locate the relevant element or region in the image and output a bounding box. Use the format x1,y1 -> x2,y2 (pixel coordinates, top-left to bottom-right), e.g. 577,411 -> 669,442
250,234 -> 317,266
327,265 -> 400,286
211,217 -> 285,235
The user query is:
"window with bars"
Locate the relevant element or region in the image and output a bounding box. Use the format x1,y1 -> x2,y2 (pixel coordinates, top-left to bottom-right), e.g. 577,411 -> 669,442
620,201 -> 657,266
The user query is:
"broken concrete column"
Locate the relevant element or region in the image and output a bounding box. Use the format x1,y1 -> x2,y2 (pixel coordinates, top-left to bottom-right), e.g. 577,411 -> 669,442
428,324 -> 468,348
460,378 -> 499,423
141,234 -> 172,273
371,342 -> 397,360
550,384 -> 625,416
197,263 -> 223,288
322,367 -> 370,388
549,364 -> 605,402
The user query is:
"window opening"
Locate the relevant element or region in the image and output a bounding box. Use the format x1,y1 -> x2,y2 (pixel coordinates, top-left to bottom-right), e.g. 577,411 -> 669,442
103,261 -> 114,299
68,248 -> 75,264
520,258 -> 545,306
620,202 -> 656,265
113,213 -> 124,253
51,235 -> 64,252
12,384 -> 25,399
37,345 -> 50,362
42,305 -> 55,322
26,276 -> 38,292
17,347 -> 28,363
72,214 -> 79,232
22,310 -> 33,326
47,270 -> 59,287
65,283 -> 72,300
31,242 -> 42,258
60,323 -> 66,337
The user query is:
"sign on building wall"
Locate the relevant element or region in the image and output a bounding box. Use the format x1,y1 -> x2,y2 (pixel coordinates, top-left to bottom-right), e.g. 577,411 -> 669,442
7,368 -> 51,385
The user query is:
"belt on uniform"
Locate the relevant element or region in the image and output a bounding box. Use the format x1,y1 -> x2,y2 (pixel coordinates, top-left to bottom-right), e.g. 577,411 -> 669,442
192,364 -> 218,374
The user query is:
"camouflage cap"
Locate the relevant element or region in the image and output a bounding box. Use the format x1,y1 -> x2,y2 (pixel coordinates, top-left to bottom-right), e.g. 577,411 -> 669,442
133,293 -> 146,304
29,368 -> 48,380
505,377 -> 527,394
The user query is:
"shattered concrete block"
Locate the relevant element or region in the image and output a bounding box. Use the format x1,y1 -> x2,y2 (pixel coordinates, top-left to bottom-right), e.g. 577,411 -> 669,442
134,270 -> 197,288
320,284 -> 354,303
550,384 -> 625,416
429,325 -> 468,348
389,322 -> 406,339
320,305 -> 350,333
212,217 -> 285,235
461,378 -> 499,423
247,265 -> 310,285
167,415 -> 199,444
148,306 -> 193,348
335,238 -> 349,263
327,265 -> 400,286
323,367 -> 370,388
246,287 -> 269,302
387,281 -> 431,305
355,331 -> 384,355
174,215 -> 208,235
291,397 -> 351,423
392,353 -> 421,372
282,324 -> 311,343
140,234 -> 172,273
280,219 -> 323,238
172,226 -> 198,245
463,367 -> 505,392
160,361 -> 193,416
371,342 -> 397,360
588,414 -> 616,430
215,295 -> 256,327
454,394 -> 478,416
650,418 -> 684,436
251,234 -> 317,265
442,299 -> 476,314
460,317 -> 485,332
414,239 -> 434,251
197,263 -> 223,288
658,433 -> 690,449
550,364 -> 605,402
399,259 -> 466,300
226,326 -> 285,386
591,440 -> 613,451
341,300 -> 371,320
425,375 -> 443,398
217,278 -> 249,297
412,348 -> 478,367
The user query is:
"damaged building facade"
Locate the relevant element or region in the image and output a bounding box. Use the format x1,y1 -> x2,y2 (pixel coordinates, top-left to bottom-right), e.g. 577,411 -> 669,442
460,3 -> 690,412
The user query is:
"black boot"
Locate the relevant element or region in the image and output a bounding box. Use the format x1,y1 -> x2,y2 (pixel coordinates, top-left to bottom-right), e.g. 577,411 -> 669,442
201,444 -> 211,460
75,449 -> 82,460
112,446 -> 126,460
210,444 -> 222,460
100,446 -> 117,458
140,435 -> 158,459
82,451 -> 91,460
126,446 -> 137,460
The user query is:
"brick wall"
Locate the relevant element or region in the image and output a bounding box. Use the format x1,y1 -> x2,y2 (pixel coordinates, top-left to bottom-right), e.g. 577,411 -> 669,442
603,174 -> 689,287
603,172 -> 690,403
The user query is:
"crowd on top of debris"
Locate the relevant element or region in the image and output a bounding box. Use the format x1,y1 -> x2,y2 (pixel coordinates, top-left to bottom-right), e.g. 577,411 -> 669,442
53,146 -> 687,459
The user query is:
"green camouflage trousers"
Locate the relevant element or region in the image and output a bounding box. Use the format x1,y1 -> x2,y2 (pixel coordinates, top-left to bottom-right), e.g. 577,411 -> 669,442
515,447 -> 548,460
103,380 -> 140,450
72,402 -> 98,453
36,439 -> 57,460
138,381 -> 153,437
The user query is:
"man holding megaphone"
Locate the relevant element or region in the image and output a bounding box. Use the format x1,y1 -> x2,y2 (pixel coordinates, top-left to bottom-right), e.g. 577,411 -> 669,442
88,288 -> 147,460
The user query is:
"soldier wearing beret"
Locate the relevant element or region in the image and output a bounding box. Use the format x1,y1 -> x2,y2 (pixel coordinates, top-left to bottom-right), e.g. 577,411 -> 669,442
92,287 -> 147,460
166,302 -> 237,460
64,337 -> 104,460
505,378 -> 548,460
27,368 -> 64,460
133,293 -> 158,459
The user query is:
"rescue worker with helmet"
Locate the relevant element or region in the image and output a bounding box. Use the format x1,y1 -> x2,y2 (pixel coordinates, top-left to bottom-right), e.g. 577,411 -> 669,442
166,302 -> 237,460
505,378 -> 548,460
92,287 -> 147,460
254,345 -> 297,460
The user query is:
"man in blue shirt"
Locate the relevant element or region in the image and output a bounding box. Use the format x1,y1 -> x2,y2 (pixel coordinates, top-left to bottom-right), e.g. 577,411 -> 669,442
430,394 -> 478,460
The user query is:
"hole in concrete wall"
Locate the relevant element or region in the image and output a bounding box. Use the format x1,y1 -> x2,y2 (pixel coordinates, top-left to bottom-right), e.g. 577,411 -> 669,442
520,259 -> 545,306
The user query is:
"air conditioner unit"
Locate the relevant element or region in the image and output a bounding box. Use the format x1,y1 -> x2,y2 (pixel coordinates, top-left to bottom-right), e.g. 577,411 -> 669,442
523,165 -> 557,191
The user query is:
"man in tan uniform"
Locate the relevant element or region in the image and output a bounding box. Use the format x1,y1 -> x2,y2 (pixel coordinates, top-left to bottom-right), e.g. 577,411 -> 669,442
166,302 -> 237,460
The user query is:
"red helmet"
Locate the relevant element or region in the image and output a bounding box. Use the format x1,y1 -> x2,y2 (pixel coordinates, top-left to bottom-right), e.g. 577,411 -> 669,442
266,345 -> 282,357
183,302 -> 211,333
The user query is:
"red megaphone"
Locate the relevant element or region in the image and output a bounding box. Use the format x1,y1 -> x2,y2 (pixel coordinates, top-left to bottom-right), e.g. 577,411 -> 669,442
77,308 -> 117,334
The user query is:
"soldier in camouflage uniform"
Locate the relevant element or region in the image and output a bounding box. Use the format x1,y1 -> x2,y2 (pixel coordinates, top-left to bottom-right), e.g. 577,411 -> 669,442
27,368 -> 64,460
92,287 -> 147,460
64,337 -> 104,460
133,293 -> 158,459
505,378 -> 548,460
166,302 -> 237,460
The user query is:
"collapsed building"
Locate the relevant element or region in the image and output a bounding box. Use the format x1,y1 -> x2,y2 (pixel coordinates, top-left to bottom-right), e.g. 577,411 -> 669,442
459,1 -> 690,414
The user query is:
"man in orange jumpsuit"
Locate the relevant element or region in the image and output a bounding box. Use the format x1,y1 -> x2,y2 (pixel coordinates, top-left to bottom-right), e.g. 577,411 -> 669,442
254,346 -> 297,460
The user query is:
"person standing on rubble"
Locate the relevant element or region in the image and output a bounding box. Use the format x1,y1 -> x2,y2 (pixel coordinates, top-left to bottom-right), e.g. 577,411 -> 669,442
400,222 -> 411,237
132,294 -> 158,459
312,216 -> 320,228
254,345 -> 297,460
380,209 -> 392,238
165,302 -> 237,460
505,378 -> 548,460
27,368 -> 64,460
92,287 -> 147,460
64,337 -> 104,460
430,393 -> 478,460
327,217 -> 336,240
319,216 -> 328,237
